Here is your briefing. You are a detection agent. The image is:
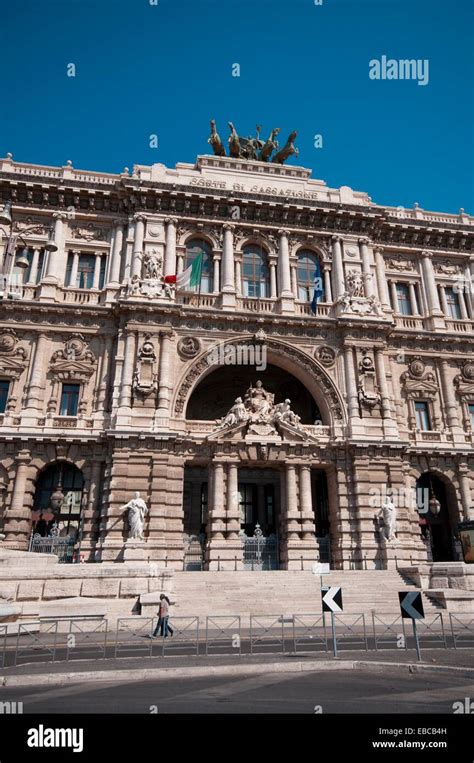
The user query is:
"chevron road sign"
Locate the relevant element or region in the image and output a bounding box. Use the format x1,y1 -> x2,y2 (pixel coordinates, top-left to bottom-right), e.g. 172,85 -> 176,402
398,591 -> 425,620
321,586 -> 343,613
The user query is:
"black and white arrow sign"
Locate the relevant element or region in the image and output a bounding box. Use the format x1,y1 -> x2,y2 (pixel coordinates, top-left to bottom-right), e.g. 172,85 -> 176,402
321,586 -> 343,613
399,591 -> 424,620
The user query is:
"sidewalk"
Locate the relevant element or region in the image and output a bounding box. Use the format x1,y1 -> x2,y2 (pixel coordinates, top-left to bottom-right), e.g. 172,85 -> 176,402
2,648 -> 474,687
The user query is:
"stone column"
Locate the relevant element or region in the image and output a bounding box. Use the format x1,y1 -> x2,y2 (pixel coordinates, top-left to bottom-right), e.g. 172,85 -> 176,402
221,224 -> 236,305
68,250 -> 80,288
285,465 -> 300,539
439,285 -> 449,316
291,263 -> 298,298
458,290 -> 469,320
80,459 -> 103,554
118,331 -> 136,408
331,236 -> 345,300
131,215 -> 145,279
164,217 -> 177,277
299,465 -> 316,538
374,348 -> 399,438
176,252 -> 184,275
464,262 -> 473,318
24,333 -> 49,411
278,230 -> 292,294
235,257 -> 242,295
323,265 -> 332,302
92,253 -> 102,289
439,359 -> 462,437
389,280 -> 398,312
344,346 -> 360,422
95,334 -> 114,413
108,221 -> 124,285
156,331 -> 174,419
224,462 -> 243,568
359,238 -> 375,298
269,257 -> 277,299
421,250 -> 445,328
42,213 -> 65,283
282,463 -> 302,569
3,450 -> 32,548
408,282 -> 419,315
458,463 -> 473,520
26,248 -> 41,285
206,461 -> 228,569
212,254 -> 220,294
374,248 -> 391,309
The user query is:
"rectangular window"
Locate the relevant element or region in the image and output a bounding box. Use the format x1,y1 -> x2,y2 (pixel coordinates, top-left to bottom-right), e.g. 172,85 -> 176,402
0,380 -> 10,413
59,384 -> 80,416
445,287 -> 462,319
77,255 -> 96,289
396,283 -> 413,315
469,404 -> 474,430
415,401 -> 431,431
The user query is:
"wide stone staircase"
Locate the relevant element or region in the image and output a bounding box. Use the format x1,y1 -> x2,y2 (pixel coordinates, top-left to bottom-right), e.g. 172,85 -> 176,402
165,569 -> 439,622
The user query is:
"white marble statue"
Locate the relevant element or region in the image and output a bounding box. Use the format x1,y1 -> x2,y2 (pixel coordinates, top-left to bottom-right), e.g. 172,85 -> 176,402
143,250 -> 162,279
377,496 -> 397,541
122,491 -> 149,540
274,398 -> 301,428
217,396 -> 248,428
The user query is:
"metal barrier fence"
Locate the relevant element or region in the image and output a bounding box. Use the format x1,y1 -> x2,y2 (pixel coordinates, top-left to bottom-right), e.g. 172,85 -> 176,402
450,614 -> 474,649
14,621 -> 59,666
401,613 -> 447,649
292,614 -> 328,653
372,614 -> 405,650
206,616 -> 241,656
1,611 -> 473,667
250,615 -> 286,654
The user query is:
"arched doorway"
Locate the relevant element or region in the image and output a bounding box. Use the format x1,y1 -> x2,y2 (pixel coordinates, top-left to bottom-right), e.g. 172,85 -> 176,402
32,462 -> 84,540
416,473 -> 458,562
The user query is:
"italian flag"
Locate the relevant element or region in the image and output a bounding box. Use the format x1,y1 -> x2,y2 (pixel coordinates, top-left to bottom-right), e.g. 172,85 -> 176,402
164,253 -> 203,290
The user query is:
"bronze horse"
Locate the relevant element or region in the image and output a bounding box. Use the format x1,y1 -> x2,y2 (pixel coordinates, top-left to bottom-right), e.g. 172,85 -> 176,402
272,131 -> 299,164
259,127 -> 280,162
208,119 -> 225,156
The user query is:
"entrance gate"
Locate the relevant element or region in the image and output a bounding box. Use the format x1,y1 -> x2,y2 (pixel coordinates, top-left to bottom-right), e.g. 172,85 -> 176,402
241,524 -> 279,570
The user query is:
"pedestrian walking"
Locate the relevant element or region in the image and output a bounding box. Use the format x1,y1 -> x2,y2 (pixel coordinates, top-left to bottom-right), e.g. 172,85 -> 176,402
150,594 -> 174,638
159,594 -> 174,637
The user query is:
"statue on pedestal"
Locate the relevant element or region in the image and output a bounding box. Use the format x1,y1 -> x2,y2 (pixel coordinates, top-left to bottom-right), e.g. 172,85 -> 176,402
377,496 -> 397,542
122,491 -> 149,540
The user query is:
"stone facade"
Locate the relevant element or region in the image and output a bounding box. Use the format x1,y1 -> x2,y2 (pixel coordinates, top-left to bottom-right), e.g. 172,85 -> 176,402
0,152 -> 473,571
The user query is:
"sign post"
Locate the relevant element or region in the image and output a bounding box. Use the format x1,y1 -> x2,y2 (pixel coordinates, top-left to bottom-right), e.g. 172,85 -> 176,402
399,591 -> 424,662
321,586 -> 343,658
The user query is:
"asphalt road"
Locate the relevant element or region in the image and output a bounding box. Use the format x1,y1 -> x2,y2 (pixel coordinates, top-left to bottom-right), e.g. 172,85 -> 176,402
2,669 -> 474,714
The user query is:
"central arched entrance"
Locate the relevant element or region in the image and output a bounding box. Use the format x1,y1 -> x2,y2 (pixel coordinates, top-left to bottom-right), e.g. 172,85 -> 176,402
416,472 -> 458,562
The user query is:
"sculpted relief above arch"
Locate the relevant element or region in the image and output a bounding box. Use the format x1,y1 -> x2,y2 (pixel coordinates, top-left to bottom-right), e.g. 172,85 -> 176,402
173,337 -> 345,424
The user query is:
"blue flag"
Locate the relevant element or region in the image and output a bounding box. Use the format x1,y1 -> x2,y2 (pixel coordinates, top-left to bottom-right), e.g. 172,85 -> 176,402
310,263 -> 324,315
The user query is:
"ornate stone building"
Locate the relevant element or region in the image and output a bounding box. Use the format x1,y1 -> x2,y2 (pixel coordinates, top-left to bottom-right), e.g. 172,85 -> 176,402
0,151 -> 473,571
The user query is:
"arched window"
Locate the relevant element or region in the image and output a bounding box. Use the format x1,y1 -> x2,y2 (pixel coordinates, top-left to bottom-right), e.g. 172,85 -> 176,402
184,239 -> 213,293
33,463 -> 84,537
297,250 -> 324,302
242,245 -> 270,298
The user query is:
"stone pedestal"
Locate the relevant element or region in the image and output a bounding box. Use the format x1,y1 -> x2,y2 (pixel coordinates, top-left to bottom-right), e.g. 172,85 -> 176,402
123,540 -> 147,563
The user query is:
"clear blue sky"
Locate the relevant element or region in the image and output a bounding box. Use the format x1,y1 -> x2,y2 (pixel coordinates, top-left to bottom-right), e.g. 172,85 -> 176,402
1,0 -> 473,213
